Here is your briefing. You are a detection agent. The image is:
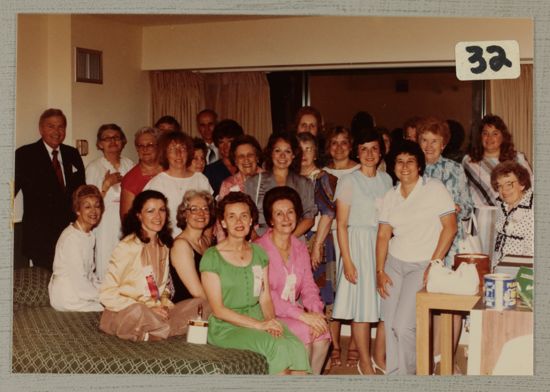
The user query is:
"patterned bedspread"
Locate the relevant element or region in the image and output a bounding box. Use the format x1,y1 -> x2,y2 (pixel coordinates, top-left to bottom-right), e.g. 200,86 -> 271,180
13,307 -> 267,374
12,268 -> 268,375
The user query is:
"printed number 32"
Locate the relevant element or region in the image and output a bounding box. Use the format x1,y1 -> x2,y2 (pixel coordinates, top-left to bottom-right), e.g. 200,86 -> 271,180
465,45 -> 513,74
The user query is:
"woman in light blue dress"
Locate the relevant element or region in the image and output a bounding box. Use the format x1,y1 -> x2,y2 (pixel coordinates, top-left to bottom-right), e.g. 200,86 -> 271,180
333,129 -> 392,375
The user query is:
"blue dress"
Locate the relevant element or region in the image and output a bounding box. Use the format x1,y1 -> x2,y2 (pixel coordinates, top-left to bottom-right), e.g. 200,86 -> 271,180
332,170 -> 392,322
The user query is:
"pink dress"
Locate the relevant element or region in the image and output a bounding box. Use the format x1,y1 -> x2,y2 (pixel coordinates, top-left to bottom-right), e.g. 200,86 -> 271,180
255,230 -> 331,344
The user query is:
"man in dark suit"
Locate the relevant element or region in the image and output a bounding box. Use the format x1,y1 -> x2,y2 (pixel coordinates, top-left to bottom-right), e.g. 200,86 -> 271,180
15,108 -> 86,270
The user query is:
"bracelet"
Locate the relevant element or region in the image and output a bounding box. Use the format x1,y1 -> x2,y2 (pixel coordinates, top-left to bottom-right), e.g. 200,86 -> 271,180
376,269 -> 384,274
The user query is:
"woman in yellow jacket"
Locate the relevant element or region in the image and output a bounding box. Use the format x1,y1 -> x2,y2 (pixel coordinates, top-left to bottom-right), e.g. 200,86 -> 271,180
99,190 -> 205,341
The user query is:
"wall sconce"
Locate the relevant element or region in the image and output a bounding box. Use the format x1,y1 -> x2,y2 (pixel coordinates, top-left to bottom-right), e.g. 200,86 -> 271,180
76,139 -> 89,156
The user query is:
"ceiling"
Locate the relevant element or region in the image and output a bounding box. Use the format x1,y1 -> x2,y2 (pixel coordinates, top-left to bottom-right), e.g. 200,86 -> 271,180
91,14 -> 293,27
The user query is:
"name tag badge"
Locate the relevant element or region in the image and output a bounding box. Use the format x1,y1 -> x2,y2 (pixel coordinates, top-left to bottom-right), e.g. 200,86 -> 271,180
252,265 -> 263,297
280,273 -> 297,304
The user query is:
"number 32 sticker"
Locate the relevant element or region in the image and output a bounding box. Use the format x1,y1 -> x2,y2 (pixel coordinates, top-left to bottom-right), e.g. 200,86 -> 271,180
455,40 -> 520,81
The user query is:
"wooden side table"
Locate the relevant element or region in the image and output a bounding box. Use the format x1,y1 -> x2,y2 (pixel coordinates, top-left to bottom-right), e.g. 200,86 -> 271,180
416,290 -> 481,375
467,302 -> 533,375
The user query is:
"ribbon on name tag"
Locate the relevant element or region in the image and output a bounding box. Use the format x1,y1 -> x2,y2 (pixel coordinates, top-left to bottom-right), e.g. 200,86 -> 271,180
281,273 -> 297,305
252,265 -> 263,297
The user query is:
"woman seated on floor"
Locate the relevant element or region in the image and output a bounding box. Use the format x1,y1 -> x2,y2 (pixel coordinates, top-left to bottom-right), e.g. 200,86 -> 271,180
49,184 -> 105,312
99,190 -> 203,341
200,191 -> 311,375
255,186 -> 330,374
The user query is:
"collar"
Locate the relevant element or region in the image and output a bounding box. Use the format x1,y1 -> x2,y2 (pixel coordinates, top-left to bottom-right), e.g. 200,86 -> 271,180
42,140 -> 60,156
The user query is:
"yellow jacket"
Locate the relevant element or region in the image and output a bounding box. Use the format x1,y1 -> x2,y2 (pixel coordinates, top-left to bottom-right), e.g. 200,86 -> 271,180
99,234 -> 173,312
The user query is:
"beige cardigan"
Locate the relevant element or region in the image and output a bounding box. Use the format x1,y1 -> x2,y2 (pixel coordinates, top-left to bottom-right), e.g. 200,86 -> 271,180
99,234 -> 173,312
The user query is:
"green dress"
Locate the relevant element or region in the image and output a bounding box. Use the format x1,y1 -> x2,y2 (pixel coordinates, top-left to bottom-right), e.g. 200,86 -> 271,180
200,244 -> 311,374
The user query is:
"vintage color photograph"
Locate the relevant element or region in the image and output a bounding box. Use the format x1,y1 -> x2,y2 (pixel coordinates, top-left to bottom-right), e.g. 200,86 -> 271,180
12,13 -> 533,378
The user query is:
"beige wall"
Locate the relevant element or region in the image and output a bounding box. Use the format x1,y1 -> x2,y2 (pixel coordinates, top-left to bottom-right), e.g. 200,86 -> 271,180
16,14 -> 150,165
142,16 -> 533,71
71,15 -> 150,165
16,15 -> 73,147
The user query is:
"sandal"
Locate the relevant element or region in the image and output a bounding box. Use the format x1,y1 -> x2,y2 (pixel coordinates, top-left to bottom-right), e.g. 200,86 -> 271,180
346,348 -> 359,367
330,347 -> 342,367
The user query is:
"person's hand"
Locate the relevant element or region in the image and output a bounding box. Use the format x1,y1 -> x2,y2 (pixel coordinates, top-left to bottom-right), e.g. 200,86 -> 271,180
376,270 -> 393,299
151,306 -> 169,321
300,311 -> 328,337
310,244 -> 322,270
343,261 -> 358,284
258,318 -> 283,337
103,170 -> 122,191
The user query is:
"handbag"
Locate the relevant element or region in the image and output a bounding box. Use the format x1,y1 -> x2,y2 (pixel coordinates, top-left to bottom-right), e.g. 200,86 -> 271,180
458,214 -> 483,254
427,259 -> 480,295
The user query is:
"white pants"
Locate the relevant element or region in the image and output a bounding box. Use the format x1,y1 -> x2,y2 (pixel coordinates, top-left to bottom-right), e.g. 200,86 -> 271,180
381,254 -> 429,375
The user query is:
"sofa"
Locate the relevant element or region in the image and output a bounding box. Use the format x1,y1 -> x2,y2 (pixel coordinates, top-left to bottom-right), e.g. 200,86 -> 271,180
12,267 -> 268,374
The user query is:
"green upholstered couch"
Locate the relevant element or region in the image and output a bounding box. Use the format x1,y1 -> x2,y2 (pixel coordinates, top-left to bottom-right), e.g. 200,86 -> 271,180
12,267 -> 268,374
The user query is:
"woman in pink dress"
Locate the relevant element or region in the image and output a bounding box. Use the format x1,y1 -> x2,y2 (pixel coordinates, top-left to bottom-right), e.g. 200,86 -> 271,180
255,186 -> 330,374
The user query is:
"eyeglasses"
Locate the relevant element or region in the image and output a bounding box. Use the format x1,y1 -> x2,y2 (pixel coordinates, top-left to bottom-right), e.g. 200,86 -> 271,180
136,143 -> 157,150
496,180 -> 518,191
167,145 -> 187,154
101,136 -> 122,142
187,206 -> 209,214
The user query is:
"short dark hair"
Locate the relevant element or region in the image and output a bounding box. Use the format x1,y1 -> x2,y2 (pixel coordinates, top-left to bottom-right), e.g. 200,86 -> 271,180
157,131 -> 194,170
229,134 -> 263,167
350,111 -> 375,142
39,108 -> 66,127
192,137 -> 208,156
264,131 -> 302,173
490,160 -> 531,192
390,139 -> 426,176
155,115 -> 181,132
121,190 -> 173,247
216,191 -> 259,241
262,186 -> 303,229
212,119 -> 244,147
175,190 -> 216,230
72,184 -> 104,216
354,128 -> 386,166
96,123 -> 127,149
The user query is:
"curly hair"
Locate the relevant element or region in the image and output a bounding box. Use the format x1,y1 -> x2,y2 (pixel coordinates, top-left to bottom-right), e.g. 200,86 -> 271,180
390,139 -> 426,177
229,134 -> 263,168
262,186 -> 303,229
72,184 -> 104,215
263,131 -> 302,173
157,131 -> 194,170
175,190 -> 216,230
212,119 -> 244,147
216,192 -> 259,241
121,190 -> 173,247
490,160 -> 531,192
416,116 -> 451,145
470,114 -> 517,163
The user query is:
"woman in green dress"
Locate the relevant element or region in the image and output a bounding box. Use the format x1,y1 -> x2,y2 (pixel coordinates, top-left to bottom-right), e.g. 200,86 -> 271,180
200,191 -> 311,375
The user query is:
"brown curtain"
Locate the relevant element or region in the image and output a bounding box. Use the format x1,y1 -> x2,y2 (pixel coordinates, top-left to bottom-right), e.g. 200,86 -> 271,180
488,64 -> 533,164
150,70 -> 272,145
205,72 -> 273,147
150,71 -> 206,135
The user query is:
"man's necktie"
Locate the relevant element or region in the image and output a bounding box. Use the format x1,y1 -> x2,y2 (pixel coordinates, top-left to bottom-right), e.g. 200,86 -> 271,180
208,146 -> 216,164
52,150 -> 65,188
